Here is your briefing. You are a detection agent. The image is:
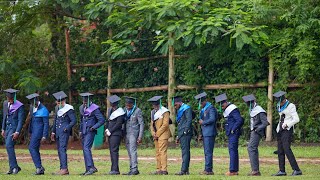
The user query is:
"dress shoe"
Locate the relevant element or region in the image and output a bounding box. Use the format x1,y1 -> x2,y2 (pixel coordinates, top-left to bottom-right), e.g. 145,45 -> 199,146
123,170 -> 139,175
175,171 -> 189,175
248,171 -> 261,176
84,168 -> 96,175
109,171 -> 120,175
199,171 -> 214,175
291,170 -> 302,176
35,167 -> 45,175
225,171 -> 238,176
12,167 -> 21,174
53,169 -> 69,175
272,171 -> 287,176
160,171 -> 168,175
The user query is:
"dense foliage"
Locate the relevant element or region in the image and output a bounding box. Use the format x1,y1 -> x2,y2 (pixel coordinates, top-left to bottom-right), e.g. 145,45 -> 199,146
0,0 -> 319,145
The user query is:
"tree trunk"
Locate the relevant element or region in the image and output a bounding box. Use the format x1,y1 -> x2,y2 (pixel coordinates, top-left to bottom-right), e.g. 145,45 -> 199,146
65,28 -> 72,104
266,56 -> 274,141
168,32 -> 175,142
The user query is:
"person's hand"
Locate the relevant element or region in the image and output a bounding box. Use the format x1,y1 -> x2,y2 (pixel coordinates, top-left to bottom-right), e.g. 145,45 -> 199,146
90,127 -> 95,132
41,137 -> 46,144
282,123 -> 288,129
12,132 -> 19,140
137,138 -> 142,144
79,132 -> 82,138
1,130 -> 5,138
175,137 -> 179,144
63,128 -> 67,133
153,135 -> 158,141
199,119 -> 203,125
105,129 -> 111,136
50,133 -> 55,142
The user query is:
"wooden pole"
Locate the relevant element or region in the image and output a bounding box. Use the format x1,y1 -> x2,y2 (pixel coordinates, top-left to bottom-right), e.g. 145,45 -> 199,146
168,32 -> 175,142
266,56 -> 274,141
65,28 -> 72,104
106,29 -> 113,112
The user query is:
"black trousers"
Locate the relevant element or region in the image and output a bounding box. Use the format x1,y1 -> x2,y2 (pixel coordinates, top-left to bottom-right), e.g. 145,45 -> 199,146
277,129 -> 300,172
109,135 -> 121,172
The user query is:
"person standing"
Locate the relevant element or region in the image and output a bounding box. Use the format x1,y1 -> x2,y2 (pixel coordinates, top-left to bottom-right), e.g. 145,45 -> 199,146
215,93 -> 243,176
272,91 -> 302,176
79,92 -> 105,175
242,94 -> 269,176
106,95 -> 125,175
26,93 -> 49,175
50,91 -> 76,175
123,96 -> 144,175
194,92 -> 218,175
173,96 -> 193,175
148,96 -> 170,175
1,89 -> 24,174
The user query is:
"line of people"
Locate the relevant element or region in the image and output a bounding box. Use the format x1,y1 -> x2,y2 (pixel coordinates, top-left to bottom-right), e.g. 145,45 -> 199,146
1,88 -> 302,176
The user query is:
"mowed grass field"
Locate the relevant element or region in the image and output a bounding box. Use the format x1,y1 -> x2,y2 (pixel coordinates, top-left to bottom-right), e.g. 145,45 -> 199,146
0,145 -> 319,179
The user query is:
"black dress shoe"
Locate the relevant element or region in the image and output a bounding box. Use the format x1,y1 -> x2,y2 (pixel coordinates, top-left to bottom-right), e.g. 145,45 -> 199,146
273,150 -> 278,154
175,171 -> 189,175
109,171 -> 120,175
272,171 -> 287,176
160,171 -> 168,175
84,168 -> 97,175
35,167 -> 45,175
291,170 -> 302,176
130,170 -> 140,175
12,167 -> 21,174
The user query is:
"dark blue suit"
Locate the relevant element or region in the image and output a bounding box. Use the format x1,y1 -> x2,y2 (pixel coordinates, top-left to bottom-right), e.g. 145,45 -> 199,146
224,104 -> 243,173
177,105 -> 193,172
52,105 -> 76,169
28,103 -> 49,169
2,100 -> 24,170
79,104 -> 105,171
200,103 -> 218,172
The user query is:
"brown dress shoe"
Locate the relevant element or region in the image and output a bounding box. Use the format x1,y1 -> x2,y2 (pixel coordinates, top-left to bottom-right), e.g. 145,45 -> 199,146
54,169 -> 69,175
199,171 -> 214,175
225,171 -> 239,176
248,171 -> 261,176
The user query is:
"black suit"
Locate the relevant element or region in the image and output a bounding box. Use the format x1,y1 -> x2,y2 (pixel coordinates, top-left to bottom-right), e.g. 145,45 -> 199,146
106,108 -> 124,172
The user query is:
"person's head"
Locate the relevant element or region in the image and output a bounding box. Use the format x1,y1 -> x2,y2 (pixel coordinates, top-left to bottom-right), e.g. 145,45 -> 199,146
26,93 -> 40,108
215,93 -> 228,111
147,96 -> 163,110
194,92 -> 207,109
242,94 -> 256,110
80,92 -> 93,107
4,88 -> 19,104
107,95 -> 121,109
273,91 -> 287,106
125,96 -> 136,110
173,96 -> 183,110
52,91 -> 68,107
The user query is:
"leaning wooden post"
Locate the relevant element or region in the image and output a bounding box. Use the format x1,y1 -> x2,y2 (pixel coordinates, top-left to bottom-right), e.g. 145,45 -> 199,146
168,32 -> 176,142
65,28 -> 72,104
266,56 -> 274,141
106,29 -> 113,111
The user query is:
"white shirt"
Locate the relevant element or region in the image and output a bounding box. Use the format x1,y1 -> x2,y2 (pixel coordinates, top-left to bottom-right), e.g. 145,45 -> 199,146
276,103 -> 300,133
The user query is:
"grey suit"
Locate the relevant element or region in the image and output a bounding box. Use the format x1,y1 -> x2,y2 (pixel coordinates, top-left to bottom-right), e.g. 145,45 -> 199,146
247,105 -> 269,172
124,107 -> 144,173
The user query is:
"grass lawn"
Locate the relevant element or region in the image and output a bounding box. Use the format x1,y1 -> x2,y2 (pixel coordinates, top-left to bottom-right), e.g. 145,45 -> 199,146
0,146 -> 319,179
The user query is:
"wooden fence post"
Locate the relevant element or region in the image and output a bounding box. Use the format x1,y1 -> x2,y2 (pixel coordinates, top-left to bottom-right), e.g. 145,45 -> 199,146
266,56 -> 274,141
168,32 -> 175,142
65,28 -> 72,104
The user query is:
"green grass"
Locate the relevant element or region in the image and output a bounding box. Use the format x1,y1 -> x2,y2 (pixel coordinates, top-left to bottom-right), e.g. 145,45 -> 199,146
7,145 -> 320,158
0,146 -> 319,179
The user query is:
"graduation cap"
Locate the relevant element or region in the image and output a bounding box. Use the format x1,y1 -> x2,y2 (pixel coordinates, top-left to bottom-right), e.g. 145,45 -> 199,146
147,96 -> 163,106
215,93 -> 227,103
4,88 -> 19,102
273,91 -> 286,101
107,95 -> 121,105
52,91 -> 68,102
79,92 -> 93,102
26,93 -> 40,107
195,92 -> 207,110
242,94 -> 256,103
124,96 -> 136,105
